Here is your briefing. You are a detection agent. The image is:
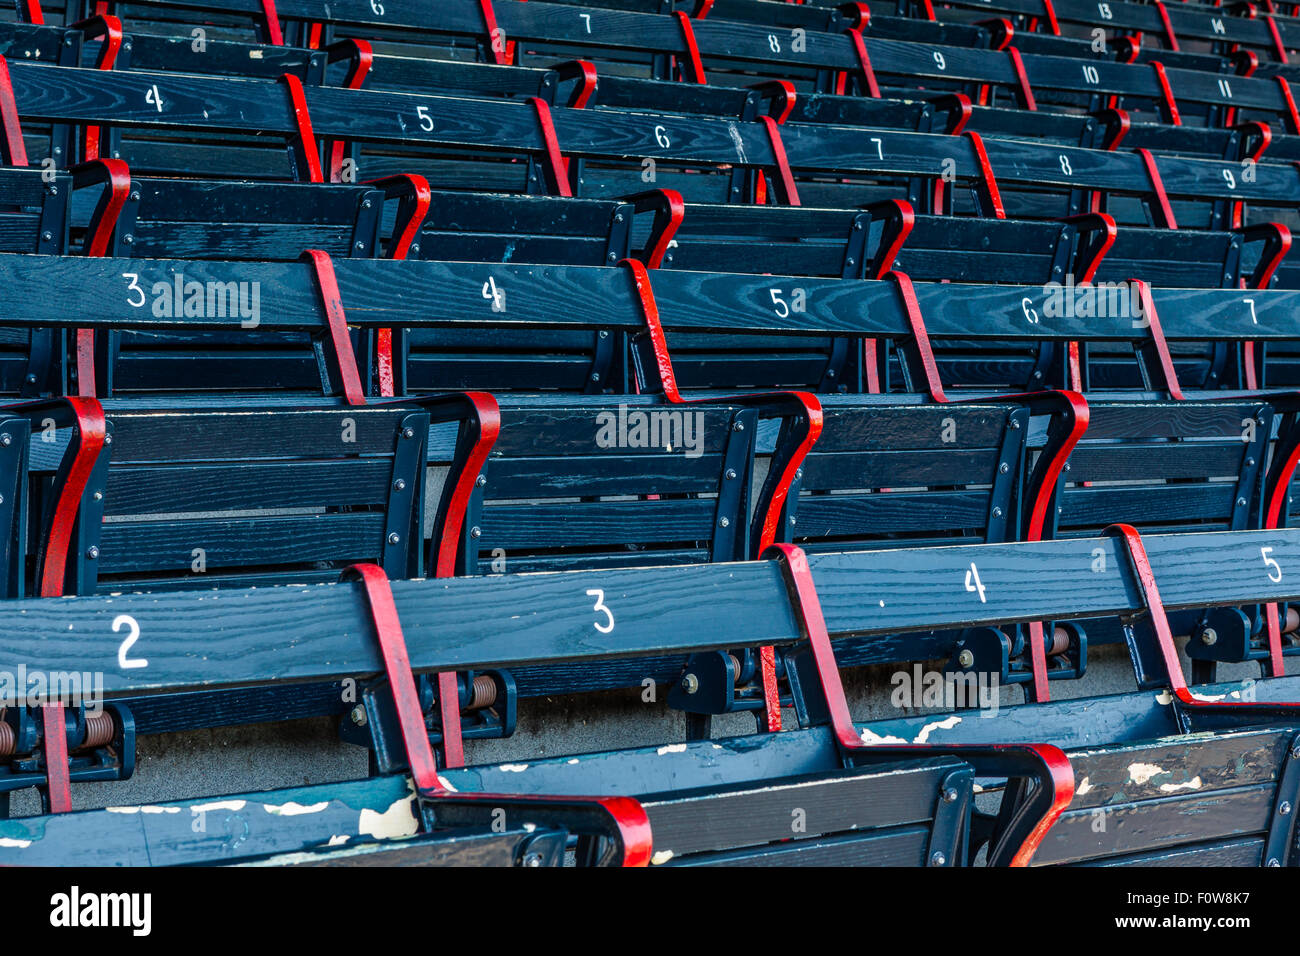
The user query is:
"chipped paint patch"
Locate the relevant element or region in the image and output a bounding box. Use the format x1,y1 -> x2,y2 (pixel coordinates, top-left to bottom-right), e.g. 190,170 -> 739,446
0,837 -> 31,848
914,716 -> 961,743
1155,690 -> 1174,705
436,775 -> 458,792
650,849 -> 674,865
1076,776 -> 1093,796
190,800 -> 246,814
105,805 -> 181,815
265,801 -> 329,817
359,794 -> 419,840
327,834 -> 350,846
656,744 -> 687,755
859,728 -> 908,745
567,759 -> 580,765
498,763 -> 529,772
1128,762 -> 1165,785
1191,692 -> 1226,702
1159,776 -> 1203,793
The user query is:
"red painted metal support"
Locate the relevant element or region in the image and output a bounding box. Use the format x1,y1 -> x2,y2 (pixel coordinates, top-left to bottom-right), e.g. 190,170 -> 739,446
279,74 -> 324,183
301,250 -> 366,405
674,11 -> 707,83
528,97 -> 573,197
1136,148 -> 1178,228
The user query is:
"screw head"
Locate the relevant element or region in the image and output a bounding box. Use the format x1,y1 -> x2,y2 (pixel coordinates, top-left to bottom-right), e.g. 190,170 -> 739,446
387,533 -> 400,545
1200,628 -> 1218,646
393,478 -> 406,492
999,462 -> 1009,474
475,475 -> 487,487
93,491 -> 103,501
130,191 -> 141,202
943,787 -> 959,803
590,373 -> 601,382
725,468 -> 737,480
0,433 -> 10,446
614,213 -> 624,223
361,198 -> 372,209
929,852 -> 946,867
681,673 -> 699,695
402,427 -> 415,439
354,241 -> 366,250
1236,497 -> 1248,508
1292,745 -> 1300,760
992,507 -> 1003,518
958,649 -> 975,668
470,526 -> 482,538
523,852 -> 543,867
598,330 -> 608,338
732,421 -> 745,432
350,705 -> 367,726
86,546 -> 99,559
1009,419 -> 1021,430
1267,857 -> 1282,867
1281,801 -> 1293,816
41,231 -> 52,241
104,435 -> 113,445
123,234 -> 134,244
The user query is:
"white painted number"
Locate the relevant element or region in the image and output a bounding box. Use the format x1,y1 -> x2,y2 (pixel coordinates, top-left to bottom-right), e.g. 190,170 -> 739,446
1223,168 -> 1237,189
1263,547 -> 1283,583
416,105 -> 434,132
1082,65 -> 1100,85
1098,3 -> 1113,19
1022,297 -> 1039,324
871,136 -> 884,160
1059,154 -> 1073,176
114,614 -> 147,670
580,12 -> 591,33
770,288 -> 790,318
145,84 -> 163,112
768,33 -> 780,52
588,589 -> 615,633
654,125 -> 671,148
370,0 -> 384,15
123,273 -> 145,308
965,563 -> 987,603
1219,78 -> 1233,99
1245,297 -> 1257,324
933,51 -> 947,70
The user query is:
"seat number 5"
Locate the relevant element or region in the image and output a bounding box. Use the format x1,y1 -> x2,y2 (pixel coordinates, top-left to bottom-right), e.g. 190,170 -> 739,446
1262,546 -> 1282,584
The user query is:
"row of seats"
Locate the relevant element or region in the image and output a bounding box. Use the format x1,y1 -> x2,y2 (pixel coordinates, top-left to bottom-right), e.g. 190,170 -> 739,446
0,0 -> 1297,867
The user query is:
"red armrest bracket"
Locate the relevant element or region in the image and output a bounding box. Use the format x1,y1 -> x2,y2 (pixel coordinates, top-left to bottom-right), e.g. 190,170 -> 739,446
1136,147 -> 1178,228
279,73 -> 324,183
301,250 -> 366,405
1149,61 -> 1182,125
674,11 -> 707,84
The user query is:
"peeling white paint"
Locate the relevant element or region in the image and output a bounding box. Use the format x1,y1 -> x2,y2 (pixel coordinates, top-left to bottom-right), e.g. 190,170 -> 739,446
1191,692 -> 1226,702
358,795 -> 419,840
1128,762 -> 1166,785
1158,776 -> 1203,793
498,763 -> 529,772
656,744 -> 688,755
1076,776 -> 1093,796
265,801 -> 329,817
327,834 -> 350,846
190,800 -> 246,814
436,775 -> 458,792
913,716 -> 961,743
0,837 -> 31,848
105,805 -> 181,815
1155,690 -> 1174,705
859,728 -> 908,745
650,850 -> 675,865
567,759 -> 580,765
